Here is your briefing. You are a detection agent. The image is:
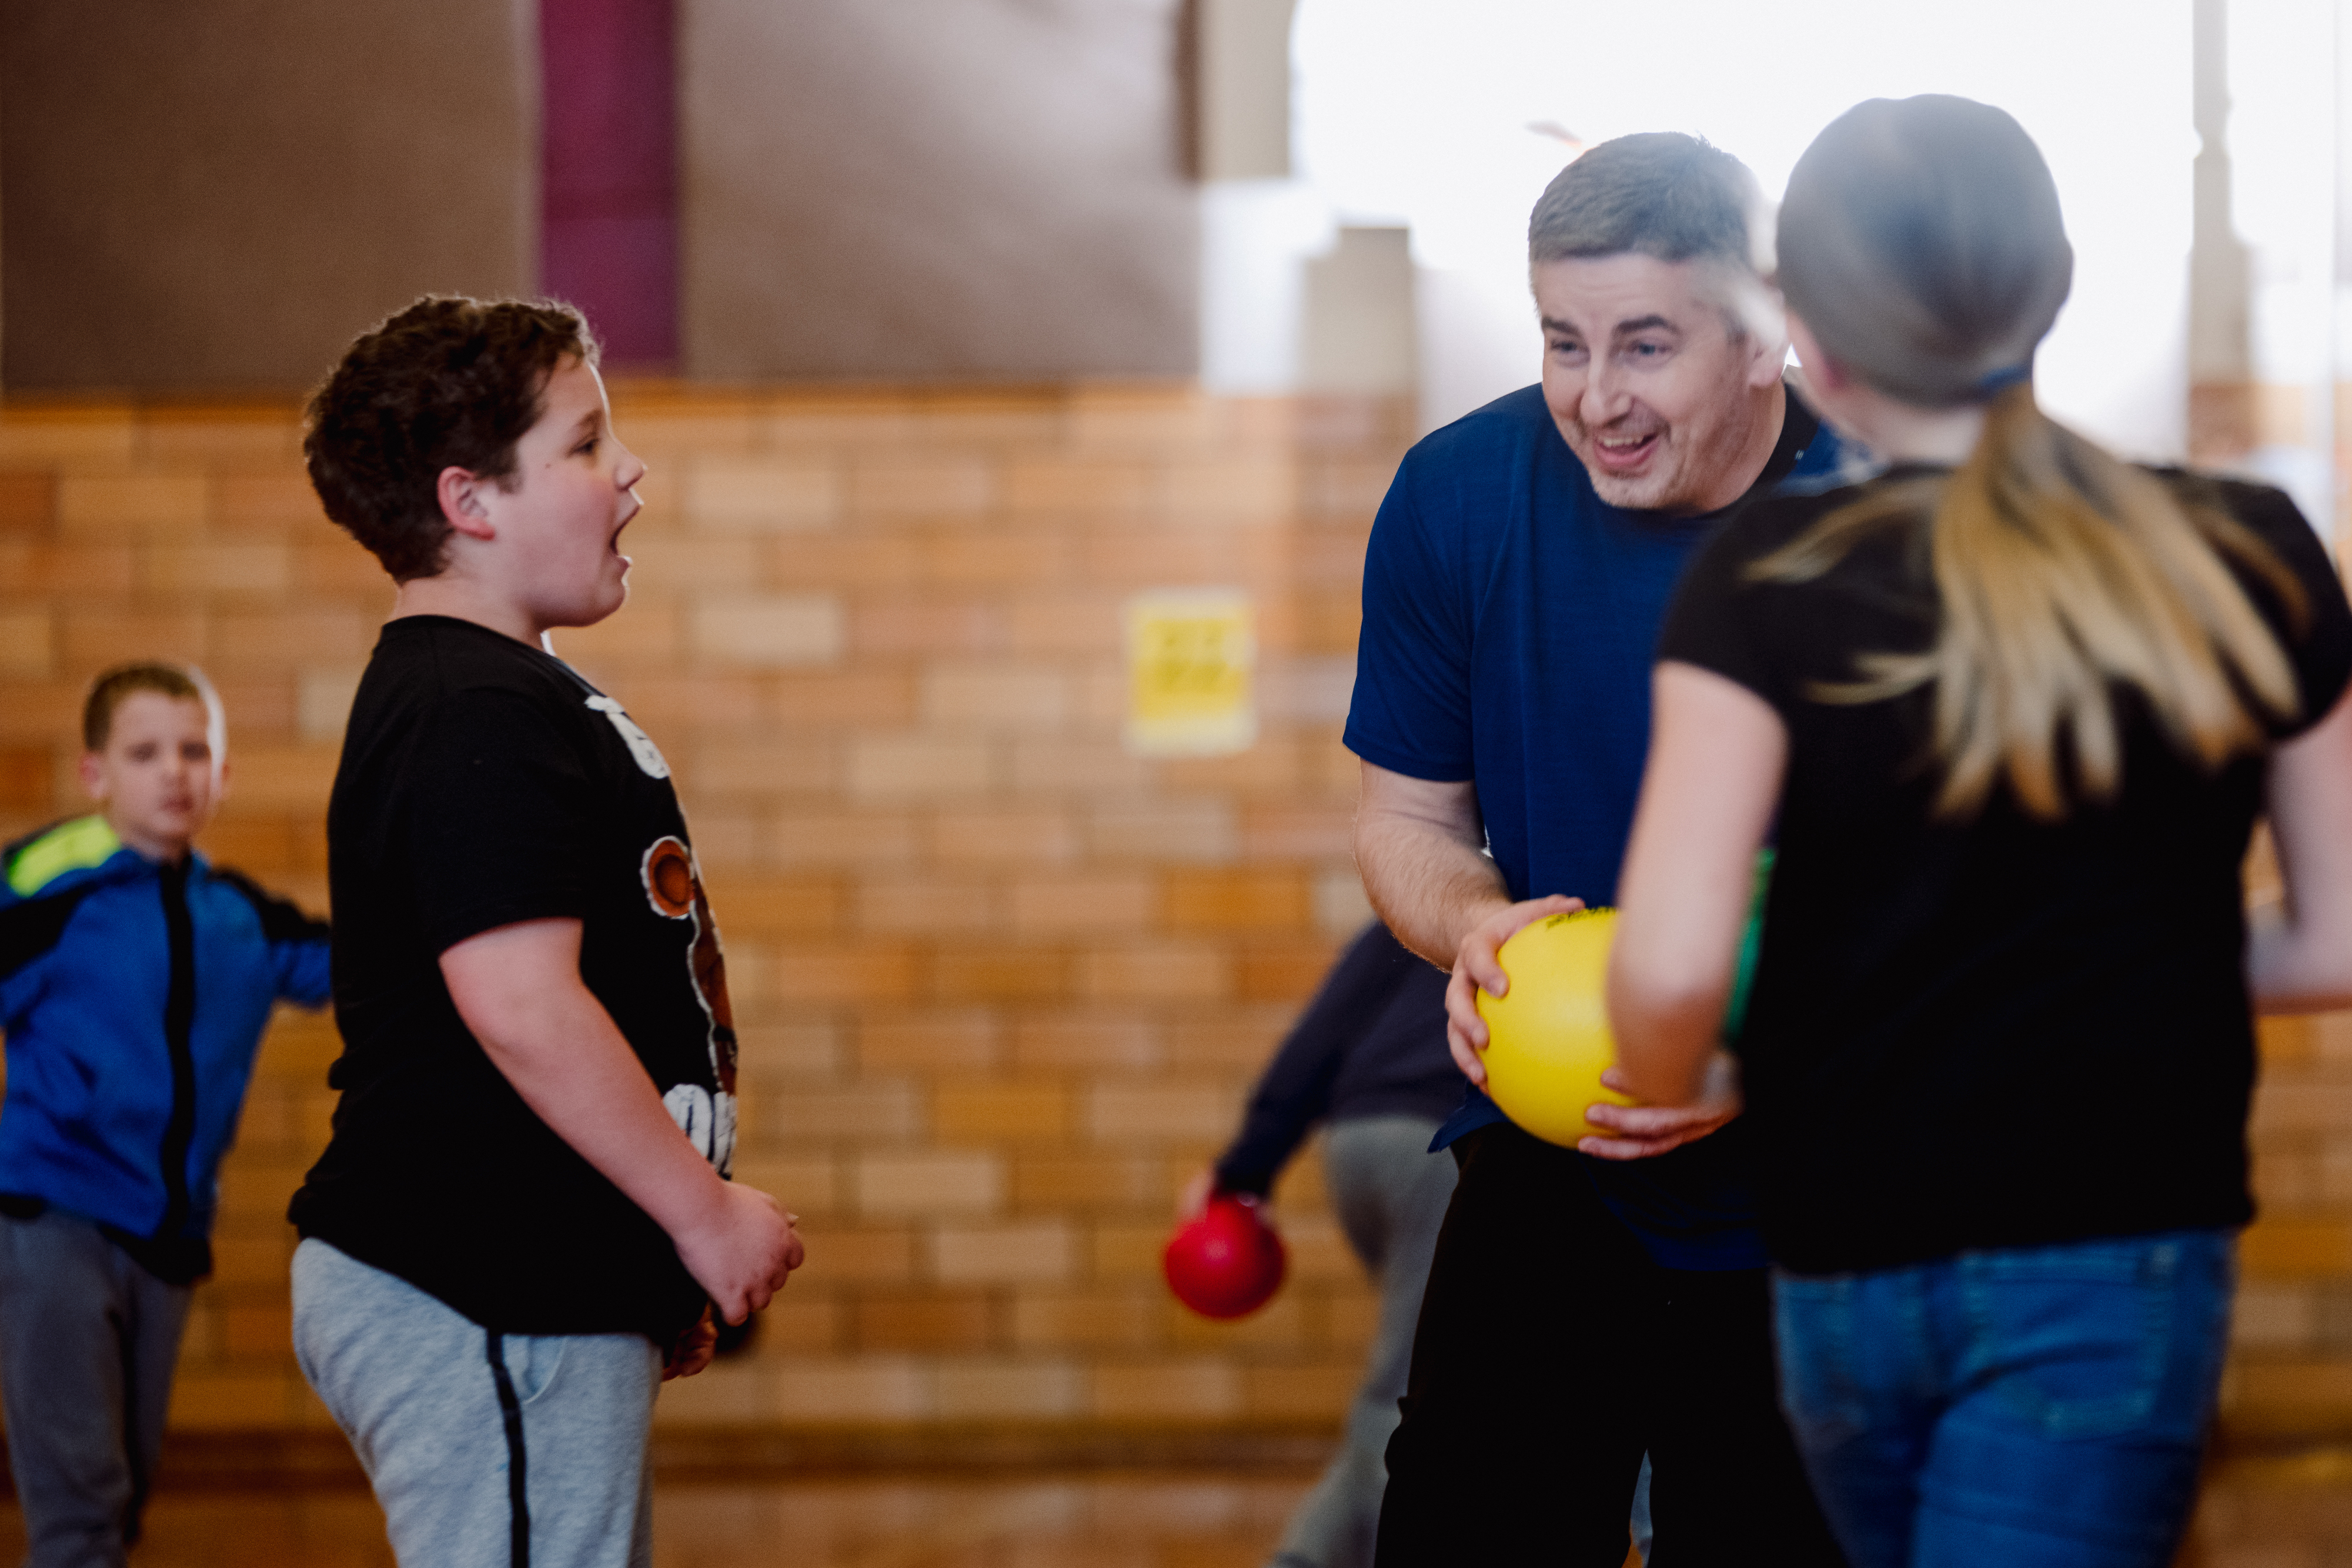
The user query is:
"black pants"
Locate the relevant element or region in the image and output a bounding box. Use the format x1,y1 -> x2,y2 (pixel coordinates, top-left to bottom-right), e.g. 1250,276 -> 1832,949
1373,1122 -> 1845,1567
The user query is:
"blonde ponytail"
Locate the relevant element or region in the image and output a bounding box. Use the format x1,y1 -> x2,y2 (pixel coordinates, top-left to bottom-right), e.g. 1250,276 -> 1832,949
1769,95 -> 2310,821
1756,384 -> 2306,821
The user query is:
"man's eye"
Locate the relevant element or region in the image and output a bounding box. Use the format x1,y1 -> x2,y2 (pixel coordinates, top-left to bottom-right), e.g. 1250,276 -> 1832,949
576,439 -> 600,457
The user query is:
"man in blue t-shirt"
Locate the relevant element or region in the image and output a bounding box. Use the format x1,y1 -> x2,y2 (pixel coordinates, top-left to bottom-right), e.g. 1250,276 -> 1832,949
1347,134 -> 1858,1565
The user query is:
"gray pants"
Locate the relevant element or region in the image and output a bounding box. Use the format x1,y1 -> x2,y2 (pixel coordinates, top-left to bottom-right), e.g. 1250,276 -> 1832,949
1269,1115 -> 1458,1568
0,1208 -> 194,1568
292,1239 -> 660,1568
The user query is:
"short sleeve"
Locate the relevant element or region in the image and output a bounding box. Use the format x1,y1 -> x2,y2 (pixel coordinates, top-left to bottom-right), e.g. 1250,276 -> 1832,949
1656,511 -> 1782,711
400,688 -> 599,955
2230,484 -> 2352,737
1344,459 -> 1476,780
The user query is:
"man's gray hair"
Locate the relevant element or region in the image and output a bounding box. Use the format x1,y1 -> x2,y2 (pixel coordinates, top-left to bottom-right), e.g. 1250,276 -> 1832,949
1528,132 -> 1766,273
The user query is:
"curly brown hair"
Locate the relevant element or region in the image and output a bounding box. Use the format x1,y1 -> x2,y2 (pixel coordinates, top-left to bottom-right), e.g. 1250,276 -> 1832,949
303,297 -> 599,581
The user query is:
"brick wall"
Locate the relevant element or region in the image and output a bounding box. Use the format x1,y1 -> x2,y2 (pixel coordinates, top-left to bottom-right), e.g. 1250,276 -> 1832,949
2226,832 -> 2352,1440
6,383 -> 2350,1448
0,382 -> 1410,1439
2233,1013 -> 2352,1437
2187,382 -> 2352,1440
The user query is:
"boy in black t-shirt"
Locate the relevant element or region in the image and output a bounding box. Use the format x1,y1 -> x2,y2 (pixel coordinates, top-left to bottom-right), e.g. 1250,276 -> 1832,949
288,297 -> 803,1567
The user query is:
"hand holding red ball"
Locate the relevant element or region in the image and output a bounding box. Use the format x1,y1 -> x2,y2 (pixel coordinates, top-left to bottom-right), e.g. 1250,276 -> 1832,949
1163,1190 -> 1287,1319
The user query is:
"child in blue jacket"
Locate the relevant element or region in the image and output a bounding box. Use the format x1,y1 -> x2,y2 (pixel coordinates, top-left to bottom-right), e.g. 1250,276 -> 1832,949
0,661 -> 330,1565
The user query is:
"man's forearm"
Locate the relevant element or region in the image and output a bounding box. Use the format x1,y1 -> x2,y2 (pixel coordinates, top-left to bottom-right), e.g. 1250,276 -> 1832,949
1353,785 -> 1512,966
1363,840 -> 1512,968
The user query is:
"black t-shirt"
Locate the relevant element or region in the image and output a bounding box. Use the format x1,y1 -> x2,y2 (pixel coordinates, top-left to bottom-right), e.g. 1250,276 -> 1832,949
1659,468 -> 2352,1275
289,616 -> 737,1341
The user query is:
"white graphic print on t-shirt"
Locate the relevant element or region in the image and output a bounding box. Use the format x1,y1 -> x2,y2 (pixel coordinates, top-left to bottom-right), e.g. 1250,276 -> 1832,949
586,694 -> 671,779
639,834 -> 739,1175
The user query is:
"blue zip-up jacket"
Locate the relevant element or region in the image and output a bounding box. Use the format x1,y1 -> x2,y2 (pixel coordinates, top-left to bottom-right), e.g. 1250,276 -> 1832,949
0,816 -> 330,1279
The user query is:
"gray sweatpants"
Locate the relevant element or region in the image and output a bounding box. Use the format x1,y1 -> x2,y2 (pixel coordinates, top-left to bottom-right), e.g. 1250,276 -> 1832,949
1268,1115 -> 1458,1568
0,1209 -> 194,1568
292,1239 -> 661,1568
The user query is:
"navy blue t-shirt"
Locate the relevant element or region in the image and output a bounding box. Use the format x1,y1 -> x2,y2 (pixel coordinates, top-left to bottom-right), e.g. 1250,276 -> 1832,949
1343,382 -> 1862,1270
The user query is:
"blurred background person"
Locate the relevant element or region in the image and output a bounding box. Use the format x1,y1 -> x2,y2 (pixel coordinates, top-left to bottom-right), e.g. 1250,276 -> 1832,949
1182,922 -> 1456,1568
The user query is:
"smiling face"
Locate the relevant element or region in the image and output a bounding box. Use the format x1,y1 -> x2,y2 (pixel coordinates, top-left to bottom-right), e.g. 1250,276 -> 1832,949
1535,253 -> 1786,514
476,355 -> 647,636
81,692 -> 223,862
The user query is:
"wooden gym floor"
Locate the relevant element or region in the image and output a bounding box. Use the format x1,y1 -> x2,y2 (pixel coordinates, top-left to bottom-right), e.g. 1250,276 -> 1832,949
0,1447 -> 2344,1566
0,1470 -> 1319,1568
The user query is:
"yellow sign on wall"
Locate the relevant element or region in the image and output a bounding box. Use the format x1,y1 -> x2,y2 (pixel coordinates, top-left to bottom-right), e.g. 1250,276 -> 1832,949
1124,589 -> 1255,757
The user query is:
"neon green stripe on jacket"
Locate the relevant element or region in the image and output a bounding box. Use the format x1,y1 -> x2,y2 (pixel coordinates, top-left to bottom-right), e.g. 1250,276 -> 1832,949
5,816 -> 123,897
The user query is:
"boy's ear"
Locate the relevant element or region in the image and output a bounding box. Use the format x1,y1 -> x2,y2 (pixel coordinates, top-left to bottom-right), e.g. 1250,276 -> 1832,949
77,750 -> 108,803
436,465 -> 500,543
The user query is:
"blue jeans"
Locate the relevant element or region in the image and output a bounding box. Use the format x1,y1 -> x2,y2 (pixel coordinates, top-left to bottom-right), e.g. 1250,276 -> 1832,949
1773,1229 -> 2234,1568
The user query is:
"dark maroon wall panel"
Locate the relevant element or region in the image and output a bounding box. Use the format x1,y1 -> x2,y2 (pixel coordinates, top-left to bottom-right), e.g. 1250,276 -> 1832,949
541,0 -> 679,368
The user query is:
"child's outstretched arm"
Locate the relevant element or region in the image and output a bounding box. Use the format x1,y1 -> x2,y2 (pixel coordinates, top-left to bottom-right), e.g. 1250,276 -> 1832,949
215,868 -> 332,1007
439,915 -> 803,1327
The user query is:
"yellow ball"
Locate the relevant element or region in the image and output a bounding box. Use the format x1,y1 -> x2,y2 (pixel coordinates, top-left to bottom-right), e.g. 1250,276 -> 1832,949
1476,907 -> 1636,1147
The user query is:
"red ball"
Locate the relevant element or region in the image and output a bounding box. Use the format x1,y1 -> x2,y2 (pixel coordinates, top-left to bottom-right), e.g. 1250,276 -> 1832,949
1163,1193 -> 1288,1319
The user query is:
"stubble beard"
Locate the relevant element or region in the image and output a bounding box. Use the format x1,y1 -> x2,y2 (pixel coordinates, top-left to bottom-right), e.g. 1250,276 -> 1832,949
1579,398 -> 1767,516
1570,423 -> 1685,512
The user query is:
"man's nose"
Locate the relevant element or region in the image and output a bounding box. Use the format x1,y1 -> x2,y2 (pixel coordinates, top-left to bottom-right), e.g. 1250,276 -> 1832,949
1581,358 -> 1626,426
